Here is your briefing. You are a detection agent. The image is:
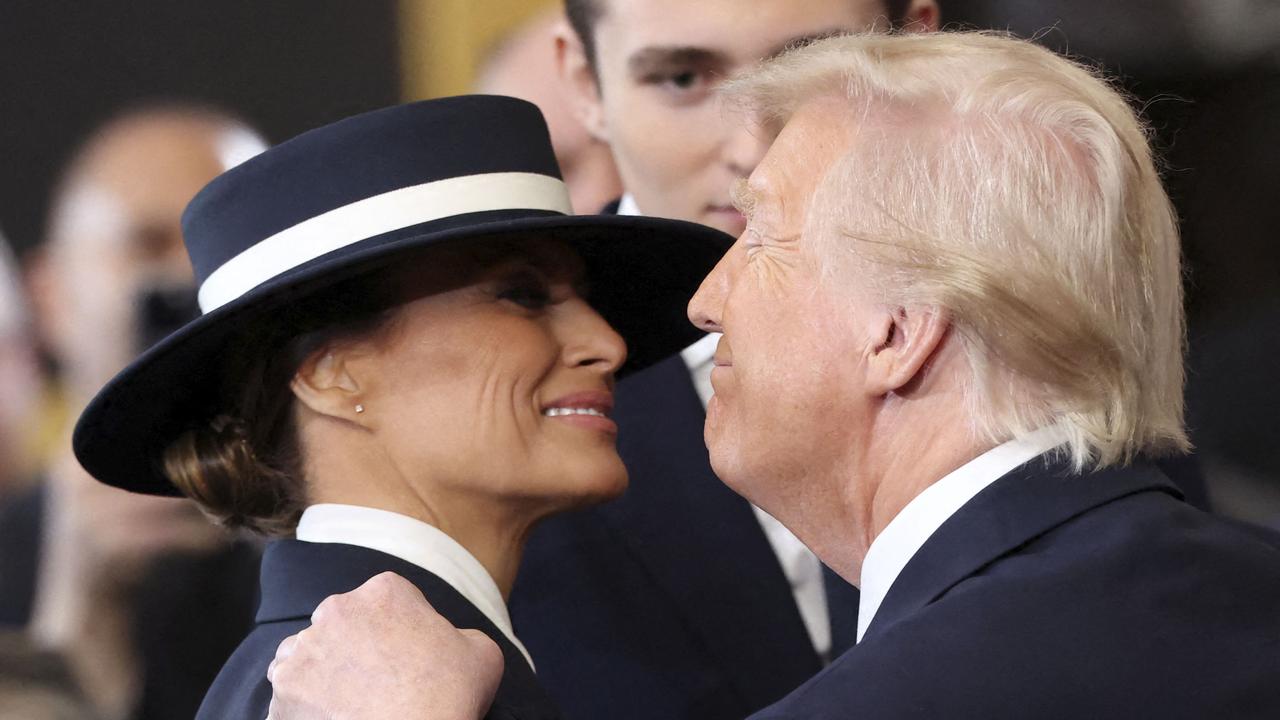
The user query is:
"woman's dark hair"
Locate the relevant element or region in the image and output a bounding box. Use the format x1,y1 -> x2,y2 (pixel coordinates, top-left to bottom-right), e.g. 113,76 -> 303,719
161,273 -> 404,536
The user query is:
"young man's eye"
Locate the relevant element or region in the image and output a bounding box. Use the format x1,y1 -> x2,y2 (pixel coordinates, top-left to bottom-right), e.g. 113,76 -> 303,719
667,71 -> 699,90
644,69 -> 713,103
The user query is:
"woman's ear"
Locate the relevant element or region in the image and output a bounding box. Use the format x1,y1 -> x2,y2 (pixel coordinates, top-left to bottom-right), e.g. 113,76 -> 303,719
291,345 -> 370,426
555,21 -> 608,144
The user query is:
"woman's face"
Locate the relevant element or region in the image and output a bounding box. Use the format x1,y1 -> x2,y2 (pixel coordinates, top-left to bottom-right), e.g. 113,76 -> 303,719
344,238 -> 628,521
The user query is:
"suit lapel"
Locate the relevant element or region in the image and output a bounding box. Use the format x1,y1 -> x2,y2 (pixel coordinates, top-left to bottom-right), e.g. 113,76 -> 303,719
256,540 -> 560,720
606,356 -> 822,707
862,457 -> 1182,643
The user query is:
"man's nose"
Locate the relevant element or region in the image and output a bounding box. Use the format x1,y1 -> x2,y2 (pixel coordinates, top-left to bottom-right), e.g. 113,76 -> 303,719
688,245 -> 736,334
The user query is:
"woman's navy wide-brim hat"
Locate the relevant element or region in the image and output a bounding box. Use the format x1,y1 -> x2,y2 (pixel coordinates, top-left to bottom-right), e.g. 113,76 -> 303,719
73,95 -> 732,496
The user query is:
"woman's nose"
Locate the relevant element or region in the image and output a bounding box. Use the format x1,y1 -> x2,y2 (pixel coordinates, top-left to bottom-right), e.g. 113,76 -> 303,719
561,298 -> 627,375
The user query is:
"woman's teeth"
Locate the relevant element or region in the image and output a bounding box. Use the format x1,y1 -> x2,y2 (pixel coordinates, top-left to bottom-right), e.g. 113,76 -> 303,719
543,407 -> 607,418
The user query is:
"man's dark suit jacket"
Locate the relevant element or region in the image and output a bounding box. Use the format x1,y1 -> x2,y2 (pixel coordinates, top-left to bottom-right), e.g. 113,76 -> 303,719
511,355 -> 860,720
198,540 -> 560,720
750,456 -> 1280,719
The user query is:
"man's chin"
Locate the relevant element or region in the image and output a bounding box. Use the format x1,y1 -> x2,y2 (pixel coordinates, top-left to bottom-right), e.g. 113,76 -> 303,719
705,442 -> 751,500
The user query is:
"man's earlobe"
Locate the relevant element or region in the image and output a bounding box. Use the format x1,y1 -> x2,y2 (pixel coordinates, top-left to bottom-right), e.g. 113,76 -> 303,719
555,24 -> 609,143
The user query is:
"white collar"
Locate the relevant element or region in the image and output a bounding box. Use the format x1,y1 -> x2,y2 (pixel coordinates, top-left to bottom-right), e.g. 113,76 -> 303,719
856,426 -> 1068,642
680,332 -> 719,373
295,504 -> 535,670
616,193 -> 642,217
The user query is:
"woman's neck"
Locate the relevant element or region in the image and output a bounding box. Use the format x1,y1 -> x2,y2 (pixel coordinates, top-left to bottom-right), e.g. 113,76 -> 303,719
306,485 -> 543,599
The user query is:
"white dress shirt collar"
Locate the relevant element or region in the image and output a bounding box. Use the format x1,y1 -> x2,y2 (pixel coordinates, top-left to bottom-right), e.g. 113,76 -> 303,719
616,192 -> 642,217
856,426 -> 1069,642
295,503 -> 535,670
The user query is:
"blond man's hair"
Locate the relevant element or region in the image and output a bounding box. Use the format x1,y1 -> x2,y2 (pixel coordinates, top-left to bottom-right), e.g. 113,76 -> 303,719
727,31 -> 1188,469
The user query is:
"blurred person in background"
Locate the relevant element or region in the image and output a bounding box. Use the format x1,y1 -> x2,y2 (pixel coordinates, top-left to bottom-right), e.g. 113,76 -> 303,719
0,233 -> 42,500
0,631 -> 98,720
0,105 -> 266,720
474,6 -> 623,214
509,2 -> 939,720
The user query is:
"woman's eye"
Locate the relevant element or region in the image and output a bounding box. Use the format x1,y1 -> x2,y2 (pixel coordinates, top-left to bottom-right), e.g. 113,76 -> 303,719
497,276 -> 553,310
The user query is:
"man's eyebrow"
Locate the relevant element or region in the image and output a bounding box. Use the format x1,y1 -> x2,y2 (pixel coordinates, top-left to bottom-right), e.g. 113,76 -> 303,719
763,29 -> 850,62
627,46 -> 729,76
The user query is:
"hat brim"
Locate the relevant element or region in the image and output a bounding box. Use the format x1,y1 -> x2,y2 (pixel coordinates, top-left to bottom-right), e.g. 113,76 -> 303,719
73,212 -> 731,496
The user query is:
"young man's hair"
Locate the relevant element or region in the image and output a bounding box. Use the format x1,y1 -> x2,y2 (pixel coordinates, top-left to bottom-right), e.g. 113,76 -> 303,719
565,0 -> 912,67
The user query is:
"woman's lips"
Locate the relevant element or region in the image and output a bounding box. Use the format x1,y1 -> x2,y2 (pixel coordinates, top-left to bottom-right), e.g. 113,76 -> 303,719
542,390 -> 618,435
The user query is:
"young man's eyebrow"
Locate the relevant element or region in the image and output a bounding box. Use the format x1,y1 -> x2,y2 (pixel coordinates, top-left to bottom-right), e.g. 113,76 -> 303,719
762,29 -> 851,62
627,46 -> 730,76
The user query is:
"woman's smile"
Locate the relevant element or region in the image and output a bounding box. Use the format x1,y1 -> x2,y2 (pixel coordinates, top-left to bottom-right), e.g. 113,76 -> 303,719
541,389 -> 618,435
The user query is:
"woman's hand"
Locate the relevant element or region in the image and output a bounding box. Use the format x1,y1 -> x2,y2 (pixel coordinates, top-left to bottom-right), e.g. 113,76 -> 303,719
266,572 -> 505,720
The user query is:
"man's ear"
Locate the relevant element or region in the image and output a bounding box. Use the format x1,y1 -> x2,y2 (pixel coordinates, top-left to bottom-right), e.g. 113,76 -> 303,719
902,0 -> 941,33
554,22 -> 608,143
291,345 -> 370,427
865,304 -> 950,395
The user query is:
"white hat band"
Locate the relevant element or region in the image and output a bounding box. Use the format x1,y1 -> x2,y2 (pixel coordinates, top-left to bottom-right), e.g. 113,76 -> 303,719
197,171 -> 572,313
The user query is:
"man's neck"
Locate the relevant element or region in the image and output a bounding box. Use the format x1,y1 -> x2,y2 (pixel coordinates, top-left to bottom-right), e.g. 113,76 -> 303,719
817,408 -> 990,585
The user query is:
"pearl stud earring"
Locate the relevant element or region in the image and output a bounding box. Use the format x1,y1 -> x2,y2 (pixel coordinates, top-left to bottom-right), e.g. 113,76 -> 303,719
355,404 -> 365,414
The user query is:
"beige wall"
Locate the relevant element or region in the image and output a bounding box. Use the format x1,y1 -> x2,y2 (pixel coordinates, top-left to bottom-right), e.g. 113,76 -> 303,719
399,0 -> 558,100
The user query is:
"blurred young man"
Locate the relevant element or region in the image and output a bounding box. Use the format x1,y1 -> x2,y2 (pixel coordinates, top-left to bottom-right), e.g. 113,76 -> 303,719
508,3 -> 939,720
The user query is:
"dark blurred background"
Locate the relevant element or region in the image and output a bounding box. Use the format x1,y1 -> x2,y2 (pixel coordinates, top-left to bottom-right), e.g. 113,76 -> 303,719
0,0 -> 402,258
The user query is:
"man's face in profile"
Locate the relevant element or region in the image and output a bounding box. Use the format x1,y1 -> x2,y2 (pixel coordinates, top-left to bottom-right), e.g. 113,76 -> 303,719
572,0 -> 892,236
691,97 -> 872,525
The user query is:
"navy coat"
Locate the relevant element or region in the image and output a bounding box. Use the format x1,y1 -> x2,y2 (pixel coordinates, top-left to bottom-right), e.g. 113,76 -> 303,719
198,540 -> 560,720
751,456 -> 1280,719
511,354 -> 860,720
